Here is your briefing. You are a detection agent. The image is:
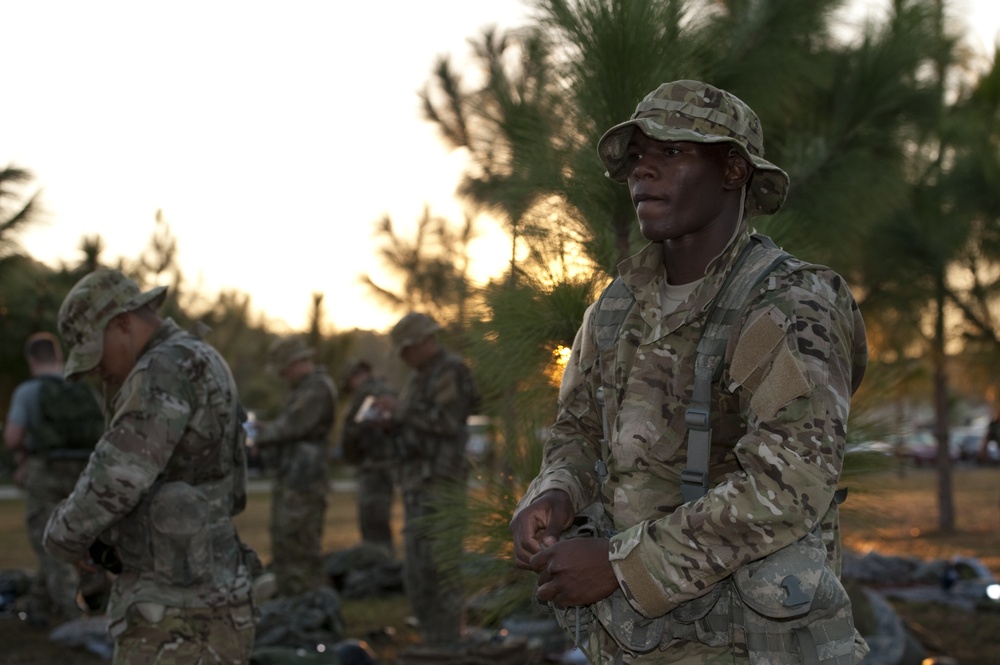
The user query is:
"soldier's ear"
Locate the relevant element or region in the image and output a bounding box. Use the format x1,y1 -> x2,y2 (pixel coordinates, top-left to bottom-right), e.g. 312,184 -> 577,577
723,149 -> 752,191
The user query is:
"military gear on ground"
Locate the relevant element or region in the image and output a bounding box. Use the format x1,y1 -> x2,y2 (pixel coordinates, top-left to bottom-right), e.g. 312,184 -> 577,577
268,335 -> 315,373
597,79 -> 789,217
250,640 -> 375,665
324,543 -> 403,599
30,376 -> 104,458
57,269 -> 167,380
390,311 -> 442,354
396,637 -> 531,665
254,588 -> 345,650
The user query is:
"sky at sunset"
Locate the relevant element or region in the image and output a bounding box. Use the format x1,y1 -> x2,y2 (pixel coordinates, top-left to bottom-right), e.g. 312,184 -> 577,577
3,0 -> 999,333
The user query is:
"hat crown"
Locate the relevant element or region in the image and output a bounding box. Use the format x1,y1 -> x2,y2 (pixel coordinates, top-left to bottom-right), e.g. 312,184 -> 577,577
268,335 -> 313,372
633,80 -> 765,157
58,270 -> 144,351
390,312 -> 441,350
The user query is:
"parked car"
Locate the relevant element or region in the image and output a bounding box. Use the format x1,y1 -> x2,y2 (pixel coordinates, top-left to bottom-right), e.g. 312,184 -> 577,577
952,426 -> 987,462
896,430 -> 960,467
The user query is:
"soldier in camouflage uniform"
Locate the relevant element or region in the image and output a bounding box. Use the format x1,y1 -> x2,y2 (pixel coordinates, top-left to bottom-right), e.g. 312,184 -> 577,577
510,81 -> 870,664
377,312 -> 479,646
4,332 -> 100,624
340,359 -> 397,552
43,269 -> 259,665
254,335 -> 338,597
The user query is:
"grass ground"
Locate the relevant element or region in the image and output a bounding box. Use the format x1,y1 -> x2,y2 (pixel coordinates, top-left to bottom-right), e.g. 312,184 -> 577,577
3,463 -> 1000,663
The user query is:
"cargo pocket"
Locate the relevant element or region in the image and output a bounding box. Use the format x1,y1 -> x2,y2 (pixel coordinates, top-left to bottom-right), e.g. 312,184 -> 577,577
733,533 -> 860,665
150,482 -> 212,586
669,581 -> 731,648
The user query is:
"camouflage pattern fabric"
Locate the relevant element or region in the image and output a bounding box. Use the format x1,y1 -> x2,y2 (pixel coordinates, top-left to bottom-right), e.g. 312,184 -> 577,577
23,456 -> 89,620
43,318 -> 258,641
112,598 -> 255,665
255,367 -> 338,596
513,227 -> 869,664
55,269 -> 167,380
394,349 -> 479,646
341,375 -> 397,549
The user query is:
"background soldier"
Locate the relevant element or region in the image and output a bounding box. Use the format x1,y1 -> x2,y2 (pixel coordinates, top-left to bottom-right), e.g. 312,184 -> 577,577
376,312 -> 480,647
4,332 -> 105,626
340,359 -> 397,553
511,81 -> 869,664
43,269 -> 258,664
254,335 -> 338,597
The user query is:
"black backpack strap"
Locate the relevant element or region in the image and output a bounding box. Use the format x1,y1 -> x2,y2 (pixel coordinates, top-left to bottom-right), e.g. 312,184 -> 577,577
681,235 -> 791,503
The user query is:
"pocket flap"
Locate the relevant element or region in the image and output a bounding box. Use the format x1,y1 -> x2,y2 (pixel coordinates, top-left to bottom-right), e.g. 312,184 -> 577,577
733,536 -> 827,619
670,581 -> 726,623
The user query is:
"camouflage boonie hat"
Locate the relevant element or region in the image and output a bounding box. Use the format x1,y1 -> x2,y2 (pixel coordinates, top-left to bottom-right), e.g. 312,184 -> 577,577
58,270 -> 167,380
597,80 -> 789,216
390,312 -> 441,356
267,335 -> 314,373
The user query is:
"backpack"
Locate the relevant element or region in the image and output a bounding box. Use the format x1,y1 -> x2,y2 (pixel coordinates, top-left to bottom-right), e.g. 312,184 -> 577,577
32,376 -> 105,458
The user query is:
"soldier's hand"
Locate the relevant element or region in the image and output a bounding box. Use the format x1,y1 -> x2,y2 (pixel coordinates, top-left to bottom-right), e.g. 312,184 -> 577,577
510,490 -> 575,570
531,537 -> 618,607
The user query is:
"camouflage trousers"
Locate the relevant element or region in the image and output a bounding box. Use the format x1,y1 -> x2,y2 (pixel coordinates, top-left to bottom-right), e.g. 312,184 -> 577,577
270,476 -> 327,597
24,457 -> 88,620
400,476 -> 465,646
113,599 -> 255,665
357,464 -> 395,550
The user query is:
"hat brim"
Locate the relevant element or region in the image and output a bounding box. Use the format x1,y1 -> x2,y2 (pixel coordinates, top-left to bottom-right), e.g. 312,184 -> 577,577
266,348 -> 314,374
597,118 -> 789,216
64,286 -> 168,380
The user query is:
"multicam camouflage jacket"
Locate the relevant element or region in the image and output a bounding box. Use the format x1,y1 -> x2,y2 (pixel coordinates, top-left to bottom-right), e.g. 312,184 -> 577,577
341,376 -> 396,469
394,350 -> 479,485
514,229 -> 868,661
43,319 -> 257,635
255,367 -> 337,490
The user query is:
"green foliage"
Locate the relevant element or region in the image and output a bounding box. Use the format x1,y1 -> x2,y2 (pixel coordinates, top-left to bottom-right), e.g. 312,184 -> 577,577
361,206 -> 478,332
419,473 -> 539,627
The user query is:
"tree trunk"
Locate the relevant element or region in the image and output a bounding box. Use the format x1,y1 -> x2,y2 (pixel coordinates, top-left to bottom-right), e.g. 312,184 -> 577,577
933,287 -> 955,533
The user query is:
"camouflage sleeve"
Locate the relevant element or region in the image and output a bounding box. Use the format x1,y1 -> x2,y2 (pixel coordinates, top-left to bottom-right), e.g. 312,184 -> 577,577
609,268 -> 864,617
255,374 -> 333,446
43,357 -> 195,563
399,359 -> 472,439
340,390 -> 368,455
341,381 -> 392,452
512,303 -> 604,521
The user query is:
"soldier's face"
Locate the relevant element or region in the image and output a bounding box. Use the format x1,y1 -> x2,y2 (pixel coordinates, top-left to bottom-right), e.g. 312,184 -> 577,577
94,314 -> 137,385
625,134 -> 735,243
400,337 -> 434,369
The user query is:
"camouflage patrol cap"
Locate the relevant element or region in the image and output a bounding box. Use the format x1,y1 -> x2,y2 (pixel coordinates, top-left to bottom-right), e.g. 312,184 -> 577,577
390,312 -> 441,355
267,335 -> 314,374
57,269 -> 167,380
597,80 -> 789,216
